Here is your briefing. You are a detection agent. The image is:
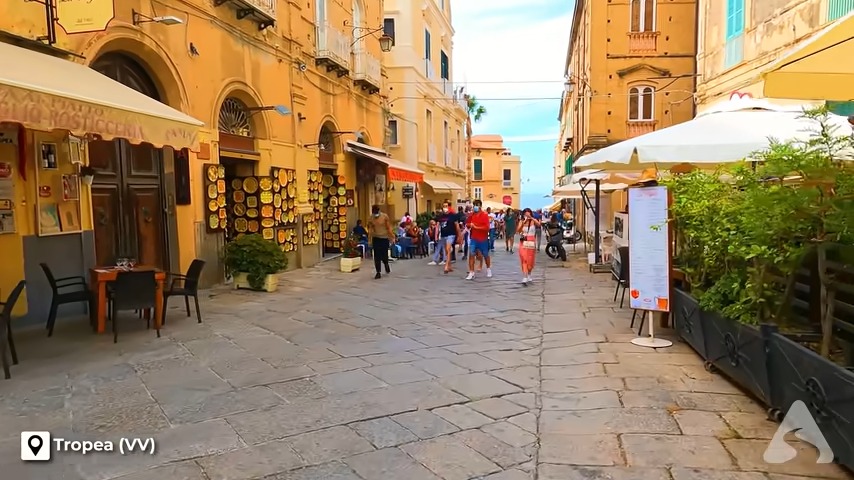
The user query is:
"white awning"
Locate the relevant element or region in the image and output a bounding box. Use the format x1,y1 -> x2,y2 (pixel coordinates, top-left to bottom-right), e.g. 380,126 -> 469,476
423,179 -> 464,192
345,141 -> 424,182
0,41 -> 203,150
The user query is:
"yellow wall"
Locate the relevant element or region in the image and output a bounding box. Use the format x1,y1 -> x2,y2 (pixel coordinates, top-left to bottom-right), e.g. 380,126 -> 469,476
564,0 -> 697,156
0,0 -> 386,282
470,141 -> 522,209
383,0 -> 467,215
696,0 -> 842,110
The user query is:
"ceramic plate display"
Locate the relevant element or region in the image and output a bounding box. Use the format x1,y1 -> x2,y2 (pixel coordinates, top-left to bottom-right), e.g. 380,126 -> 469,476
259,177 -> 273,191
231,178 -> 243,190
322,174 -> 333,187
235,217 -> 248,232
287,170 -> 294,182
207,184 -> 218,199
261,218 -> 275,228
246,208 -> 258,218
273,194 -> 282,208
277,229 -> 286,243
288,184 -> 296,198
246,196 -> 258,208
346,198 -> 354,206
233,190 -> 245,203
208,214 -> 218,229
234,203 -> 246,216
330,197 -> 338,207
206,165 -> 218,182
262,228 -> 274,240
208,200 -> 218,212
219,218 -> 226,229
248,220 -> 259,233
217,194 -> 226,207
243,177 -> 258,194
260,205 -> 274,218
260,191 -> 273,204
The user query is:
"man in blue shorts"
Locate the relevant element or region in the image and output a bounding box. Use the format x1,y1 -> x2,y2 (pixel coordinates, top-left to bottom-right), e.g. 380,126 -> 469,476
465,200 -> 492,280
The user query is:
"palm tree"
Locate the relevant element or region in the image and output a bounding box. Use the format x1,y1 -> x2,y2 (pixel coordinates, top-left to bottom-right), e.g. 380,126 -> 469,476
464,94 -> 486,199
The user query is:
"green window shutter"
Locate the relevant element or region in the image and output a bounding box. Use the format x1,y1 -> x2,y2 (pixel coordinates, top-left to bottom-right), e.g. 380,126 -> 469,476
564,155 -> 573,175
827,101 -> 854,116
828,0 -> 854,21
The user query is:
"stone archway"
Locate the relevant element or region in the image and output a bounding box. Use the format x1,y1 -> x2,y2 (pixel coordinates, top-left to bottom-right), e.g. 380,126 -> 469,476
318,120 -> 341,164
88,52 -> 169,270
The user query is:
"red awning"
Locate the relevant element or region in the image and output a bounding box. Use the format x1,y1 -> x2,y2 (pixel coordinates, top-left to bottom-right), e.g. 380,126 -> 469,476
345,141 -> 424,183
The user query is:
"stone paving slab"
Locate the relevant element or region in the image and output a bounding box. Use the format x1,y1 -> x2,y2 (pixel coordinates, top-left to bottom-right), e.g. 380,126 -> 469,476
1,251 -> 851,479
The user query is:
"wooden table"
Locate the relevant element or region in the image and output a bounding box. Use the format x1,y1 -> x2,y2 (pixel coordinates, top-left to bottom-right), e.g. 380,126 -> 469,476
89,267 -> 166,334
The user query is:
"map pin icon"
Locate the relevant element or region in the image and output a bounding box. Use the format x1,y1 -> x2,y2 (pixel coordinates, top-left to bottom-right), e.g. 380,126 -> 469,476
28,435 -> 42,456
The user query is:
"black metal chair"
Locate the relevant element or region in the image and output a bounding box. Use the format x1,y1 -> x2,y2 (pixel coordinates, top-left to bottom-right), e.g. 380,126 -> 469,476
163,259 -> 206,325
612,246 -> 630,308
40,263 -> 92,337
108,270 -> 158,343
1,280 -> 26,379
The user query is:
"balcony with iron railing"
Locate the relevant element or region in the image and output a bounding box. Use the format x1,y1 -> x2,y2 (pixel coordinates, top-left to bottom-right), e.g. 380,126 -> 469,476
316,24 -> 351,74
626,120 -> 656,138
627,31 -> 659,53
215,0 -> 276,28
353,49 -> 381,93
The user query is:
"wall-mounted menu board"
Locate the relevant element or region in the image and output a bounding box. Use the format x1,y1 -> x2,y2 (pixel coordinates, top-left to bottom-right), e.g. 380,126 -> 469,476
203,163 -> 227,232
321,173 -> 348,252
271,167 -> 297,227
628,186 -> 671,312
35,136 -> 82,236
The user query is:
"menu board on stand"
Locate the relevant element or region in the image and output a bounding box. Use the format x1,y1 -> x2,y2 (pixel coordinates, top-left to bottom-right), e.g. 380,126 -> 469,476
321,173 -> 348,252
303,170 -> 322,245
270,167 -> 298,252
627,185 -> 672,348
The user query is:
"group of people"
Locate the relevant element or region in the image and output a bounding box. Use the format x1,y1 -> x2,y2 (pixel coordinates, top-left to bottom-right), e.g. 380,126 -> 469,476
362,203 -> 549,286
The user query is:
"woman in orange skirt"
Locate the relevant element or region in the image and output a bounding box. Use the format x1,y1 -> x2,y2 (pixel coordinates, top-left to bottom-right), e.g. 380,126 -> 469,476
516,208 -> 541,286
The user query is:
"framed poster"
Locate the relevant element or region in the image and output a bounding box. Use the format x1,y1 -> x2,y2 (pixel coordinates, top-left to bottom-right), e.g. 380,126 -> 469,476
628,186 -> 671,312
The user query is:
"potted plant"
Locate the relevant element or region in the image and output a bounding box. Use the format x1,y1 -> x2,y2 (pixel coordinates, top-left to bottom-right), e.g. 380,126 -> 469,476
79,165 -> 96,186
223,234 -> 287,291
340,235 -> 362,272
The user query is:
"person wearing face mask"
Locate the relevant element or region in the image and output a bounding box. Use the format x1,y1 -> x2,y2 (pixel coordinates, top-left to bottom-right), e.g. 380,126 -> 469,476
516,208 -> 541,285
465,200 -> 492,280
367,204 -> 395,279
437,202 -> 462,274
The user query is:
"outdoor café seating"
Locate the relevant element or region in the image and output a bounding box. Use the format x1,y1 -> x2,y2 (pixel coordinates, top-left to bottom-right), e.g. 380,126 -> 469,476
163,259 -> 206,325
41,263 -> 92,337
1,280 -> 26,379
107,270 -> 159,344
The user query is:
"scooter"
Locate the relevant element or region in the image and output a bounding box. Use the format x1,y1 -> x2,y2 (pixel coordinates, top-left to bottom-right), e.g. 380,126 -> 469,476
545,223 -> 567,261
563,220 -> 582,244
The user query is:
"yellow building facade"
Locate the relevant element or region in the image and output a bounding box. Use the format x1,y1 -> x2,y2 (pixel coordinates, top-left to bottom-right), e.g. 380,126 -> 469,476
469,135 -> 521,210
696,0 -> 854,111
382,0 -> 468,217
0,0 -> 400,321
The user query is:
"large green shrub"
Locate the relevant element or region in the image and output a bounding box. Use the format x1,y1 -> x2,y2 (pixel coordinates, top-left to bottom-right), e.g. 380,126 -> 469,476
666,107 -> 854,326
223,234 -> 287,290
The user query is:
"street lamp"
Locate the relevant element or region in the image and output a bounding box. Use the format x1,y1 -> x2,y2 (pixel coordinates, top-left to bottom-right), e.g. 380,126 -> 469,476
348,23 -> 394,52
132,10 -> 183,26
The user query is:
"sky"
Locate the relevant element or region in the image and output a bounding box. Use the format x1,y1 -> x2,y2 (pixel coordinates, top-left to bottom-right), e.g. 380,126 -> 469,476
451,0 -> 573,209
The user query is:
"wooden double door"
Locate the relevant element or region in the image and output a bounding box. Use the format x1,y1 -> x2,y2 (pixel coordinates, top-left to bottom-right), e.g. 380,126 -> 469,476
89,140 -> 168,269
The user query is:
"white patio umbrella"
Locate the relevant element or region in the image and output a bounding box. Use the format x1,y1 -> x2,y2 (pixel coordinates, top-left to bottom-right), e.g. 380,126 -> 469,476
574,99 -> 853,170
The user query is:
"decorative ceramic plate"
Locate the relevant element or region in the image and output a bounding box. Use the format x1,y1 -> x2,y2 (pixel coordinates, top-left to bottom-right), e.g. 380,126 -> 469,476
288,199 -> 295,209
243,177 -> 258,194
259,177 -> 273,191
328,186 -> 337,195
208,214 -> 218,229
277,229 -> 286,244
288,170 -> 295,182
206,165 -> 218,182
274,208 -> 282,222
217,194 -> 226,207
208,200 -> 218,212
207,184 -> 218,199
346,198 -> 354,206
338,195 -> 346,204
246,208 -> 258,218
322,174 -> 334,187
273,194 -> 282,208
260,191 -> 273,204
262,228 -> 274,240
337,186 -> 345,195
233,190 -> 245,203
337,175 -> 345,184
234,203 -> 246,216
235,217 -> 248,232
260,205 -> 274,218
338,207 -> 347,215
247,196 -> 258,208
330,225 -> 338,233
340,231 -> 347,239
219,208 -> 227,219
219,218 -> 227,229
216,179 -> 226,193
273,179 -> 280,192
288,184 -> 296,198
231,178 -> 243,190
217,165 -> 225,178
277,169 -> 287,185
310,171 -> 318,181
247,220 -> 259,233
261,218 -> 275,228
330,197 -> 338,207
288,211 -> 295,223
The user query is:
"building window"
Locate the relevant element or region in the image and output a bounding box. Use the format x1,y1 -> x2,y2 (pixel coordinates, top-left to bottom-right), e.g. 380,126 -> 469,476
630,0 -> 655,32
440,51 -> 449,80
473,187 -> 483,200
725,0 -> 745,67
456,129 -> 463,170
426,109 -> 433,162
827,0 -> 854,21
316,0 -> 327,25
503,169 -> 511,187
424,29 -> 433,78
383,18 -> 395,45
473,158 -> 483,180
388,119 -> 398,145
628,86 -> 654,121
443,120 -> 449,165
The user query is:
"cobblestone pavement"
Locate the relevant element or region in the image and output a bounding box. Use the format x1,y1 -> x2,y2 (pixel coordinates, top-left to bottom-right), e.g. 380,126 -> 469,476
1,249 -> 850,480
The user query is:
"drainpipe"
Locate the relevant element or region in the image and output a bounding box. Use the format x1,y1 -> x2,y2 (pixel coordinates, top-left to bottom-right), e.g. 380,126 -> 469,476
692,0 -> 700,118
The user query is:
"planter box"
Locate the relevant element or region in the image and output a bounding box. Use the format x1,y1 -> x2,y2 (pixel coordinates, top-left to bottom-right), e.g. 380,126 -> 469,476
340,256 -> 361,273
702,311 -> 772,405
766,330 -> 854,470
672,288 -> 708,359
232,272 -> 278,292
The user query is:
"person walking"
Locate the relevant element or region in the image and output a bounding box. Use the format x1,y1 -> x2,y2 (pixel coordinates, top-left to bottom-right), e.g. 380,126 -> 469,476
368,204 -> 395,279
504,207 -> 517,253
466,200 -> 492,280
532,209 -> 543,251
486,208 -> 497,251
517,208 -> 541,285
439,202 -> 462,274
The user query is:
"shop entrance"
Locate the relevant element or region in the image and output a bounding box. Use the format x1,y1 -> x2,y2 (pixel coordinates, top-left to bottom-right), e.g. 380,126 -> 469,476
88,53 -> 168,269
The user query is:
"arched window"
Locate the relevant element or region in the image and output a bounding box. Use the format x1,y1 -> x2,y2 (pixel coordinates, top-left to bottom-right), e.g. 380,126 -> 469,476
628,86 -> 654,121
316,0 -> 327,26
630,0 -> 655,32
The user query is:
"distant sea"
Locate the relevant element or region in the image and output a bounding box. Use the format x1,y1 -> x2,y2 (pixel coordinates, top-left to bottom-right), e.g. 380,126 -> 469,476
521,191 -> 551,210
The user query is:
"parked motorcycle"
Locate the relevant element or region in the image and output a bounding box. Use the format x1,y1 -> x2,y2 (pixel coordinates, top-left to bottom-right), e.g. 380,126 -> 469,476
545,223 -> 567,261
563,220 -> 582,244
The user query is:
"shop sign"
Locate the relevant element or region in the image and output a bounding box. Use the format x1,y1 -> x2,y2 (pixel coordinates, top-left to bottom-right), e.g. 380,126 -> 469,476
502,195 -> 512,205
401,185 -> 414,198
57,0 -> 116,35
387,167 -> 423,183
